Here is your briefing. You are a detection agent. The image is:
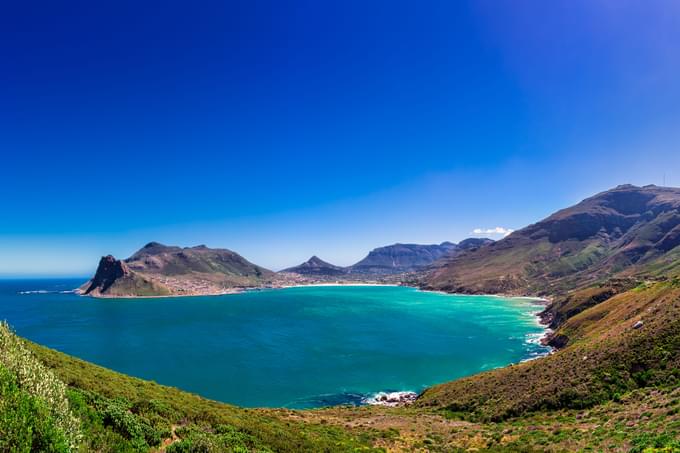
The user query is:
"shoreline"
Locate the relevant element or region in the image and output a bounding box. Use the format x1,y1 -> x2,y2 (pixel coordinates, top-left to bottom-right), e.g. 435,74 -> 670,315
275,282 -> 401,289
81,282 -> 553,307
78,288 -> 244,299
79,281 -> 406,299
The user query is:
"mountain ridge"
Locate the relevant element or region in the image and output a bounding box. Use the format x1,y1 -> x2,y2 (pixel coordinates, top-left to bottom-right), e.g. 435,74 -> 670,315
279,239 -> 495,277
423,184 -> 680,296
348,241 -> 460,275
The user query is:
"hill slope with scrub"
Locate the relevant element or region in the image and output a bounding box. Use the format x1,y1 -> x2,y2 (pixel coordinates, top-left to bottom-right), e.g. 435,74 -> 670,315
424,185 -> 680,296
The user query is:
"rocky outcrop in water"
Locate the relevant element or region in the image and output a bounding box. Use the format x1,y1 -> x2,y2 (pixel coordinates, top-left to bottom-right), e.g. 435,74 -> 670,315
364,391 -> 418,407
82,255 -> 130,295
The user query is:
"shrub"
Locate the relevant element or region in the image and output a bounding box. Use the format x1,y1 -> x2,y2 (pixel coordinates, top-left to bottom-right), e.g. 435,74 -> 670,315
168,424 -> 267,453
0,321 -> 81,451
0,364 -> 70,452
630,432 -> 680,452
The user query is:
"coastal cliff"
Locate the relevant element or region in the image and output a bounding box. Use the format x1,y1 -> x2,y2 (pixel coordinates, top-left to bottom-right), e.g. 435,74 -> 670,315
81,255 -> 172,297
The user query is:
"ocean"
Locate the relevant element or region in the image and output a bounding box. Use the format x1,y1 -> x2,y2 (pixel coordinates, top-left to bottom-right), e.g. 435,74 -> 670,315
0,279 -> 550,408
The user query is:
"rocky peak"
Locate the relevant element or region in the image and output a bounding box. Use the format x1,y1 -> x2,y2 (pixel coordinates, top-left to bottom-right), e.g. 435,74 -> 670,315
282,255 -> 345,275
83,255 -> 130,294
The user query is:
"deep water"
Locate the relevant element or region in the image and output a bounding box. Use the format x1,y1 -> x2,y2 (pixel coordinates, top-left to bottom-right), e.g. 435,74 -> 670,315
0,280 -> 550,408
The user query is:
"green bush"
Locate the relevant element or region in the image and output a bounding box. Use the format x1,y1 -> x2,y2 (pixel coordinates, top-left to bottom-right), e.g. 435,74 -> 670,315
168,424 -> 266,453
630,432 -> 680,452
0,365 -> 70,452
76,389 -> 166,450
0,322 -> 81,450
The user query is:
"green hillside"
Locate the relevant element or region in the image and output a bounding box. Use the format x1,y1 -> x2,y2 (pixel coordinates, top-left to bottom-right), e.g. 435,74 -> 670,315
424,185 -> 680,296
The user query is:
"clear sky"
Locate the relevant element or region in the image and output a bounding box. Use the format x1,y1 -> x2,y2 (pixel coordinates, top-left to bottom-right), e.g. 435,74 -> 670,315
2,1 -> 680,276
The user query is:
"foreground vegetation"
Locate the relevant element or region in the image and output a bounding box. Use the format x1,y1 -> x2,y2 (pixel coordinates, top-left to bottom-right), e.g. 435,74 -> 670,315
295,386 -> 680,452
2,279 -> 680,451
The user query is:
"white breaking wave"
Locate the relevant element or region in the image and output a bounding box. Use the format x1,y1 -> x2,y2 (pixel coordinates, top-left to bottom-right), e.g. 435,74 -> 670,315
522,328 -> 554,362
18,289 -> 76,295
525,332 -> 544,345
363,391 -> 417,407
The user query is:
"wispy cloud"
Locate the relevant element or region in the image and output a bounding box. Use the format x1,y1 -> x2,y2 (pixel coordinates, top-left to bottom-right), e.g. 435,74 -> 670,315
472,227 -> 514,237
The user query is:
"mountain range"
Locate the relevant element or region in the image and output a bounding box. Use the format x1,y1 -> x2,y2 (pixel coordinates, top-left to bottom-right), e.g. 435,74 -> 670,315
283,239 -> 494,277
423,184 -> 680,296
84,239 -> 496,296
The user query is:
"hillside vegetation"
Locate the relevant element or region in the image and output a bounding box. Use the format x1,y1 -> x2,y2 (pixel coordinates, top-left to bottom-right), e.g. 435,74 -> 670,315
425,185 -> 680,296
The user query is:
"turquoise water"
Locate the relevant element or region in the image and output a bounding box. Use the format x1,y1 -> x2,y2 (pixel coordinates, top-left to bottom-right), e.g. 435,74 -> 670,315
0,279 -> 549,408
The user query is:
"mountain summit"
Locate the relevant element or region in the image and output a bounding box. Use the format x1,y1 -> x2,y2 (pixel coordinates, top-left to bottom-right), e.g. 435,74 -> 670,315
282,256 -> 346,276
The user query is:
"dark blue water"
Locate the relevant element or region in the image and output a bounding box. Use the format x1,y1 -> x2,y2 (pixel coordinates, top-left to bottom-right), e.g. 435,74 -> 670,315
0,279 -> 549,408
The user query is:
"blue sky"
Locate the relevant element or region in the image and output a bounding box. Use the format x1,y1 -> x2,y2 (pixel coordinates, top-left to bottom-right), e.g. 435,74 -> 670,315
2,1 -> 680,275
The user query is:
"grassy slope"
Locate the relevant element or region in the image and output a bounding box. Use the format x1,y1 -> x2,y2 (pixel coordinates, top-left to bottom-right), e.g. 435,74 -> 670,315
425,235 -> 637,297
425,186 -> 680,297
126,244 -> 274,290
296,386 -> 680,452
104,272 -> 173,297
540,278 -> 639,331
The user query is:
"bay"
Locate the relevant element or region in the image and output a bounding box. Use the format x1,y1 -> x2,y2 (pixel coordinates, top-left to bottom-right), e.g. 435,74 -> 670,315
0,279 -> 549,408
